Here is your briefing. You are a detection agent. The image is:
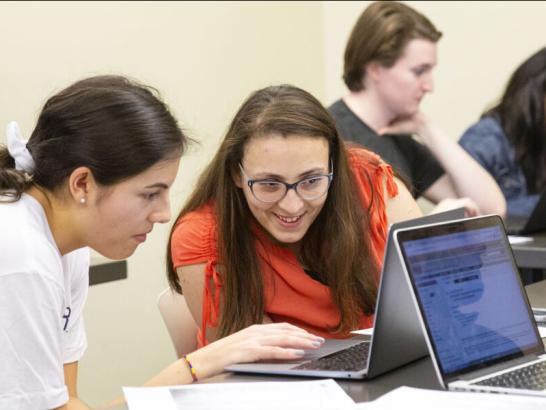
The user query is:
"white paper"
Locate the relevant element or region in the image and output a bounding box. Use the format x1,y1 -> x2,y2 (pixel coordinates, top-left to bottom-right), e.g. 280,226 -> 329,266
355,386 -> 546,409
508,235 -> 534,244
537,325 -> 546,338
351,327 -> 373,336
124,379 -> 355,410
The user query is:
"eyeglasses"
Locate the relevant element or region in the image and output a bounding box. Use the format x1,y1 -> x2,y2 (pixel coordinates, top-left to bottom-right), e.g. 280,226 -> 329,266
239,163 -> 334,203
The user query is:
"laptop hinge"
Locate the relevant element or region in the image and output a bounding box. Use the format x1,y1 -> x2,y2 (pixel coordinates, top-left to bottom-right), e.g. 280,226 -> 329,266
447,353 -> 546,383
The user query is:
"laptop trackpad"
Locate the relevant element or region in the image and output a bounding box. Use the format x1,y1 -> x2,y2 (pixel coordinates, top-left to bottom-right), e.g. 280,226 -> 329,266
225,335 -> 368,372
303,335 -> 368,360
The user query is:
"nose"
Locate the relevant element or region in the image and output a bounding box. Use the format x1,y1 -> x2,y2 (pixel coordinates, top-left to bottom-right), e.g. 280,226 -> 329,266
276,187 -> 305,214
150,196 -> 171,224
422,73 -> 434,93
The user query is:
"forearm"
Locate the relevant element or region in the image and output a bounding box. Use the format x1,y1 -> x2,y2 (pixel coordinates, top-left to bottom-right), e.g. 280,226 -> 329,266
96,351 -> 207,410
97,357 -> 203,409
144,348 -> 222,387
66,396 -> 91,410
419,124 -> 506,216
63,362 -> 89,410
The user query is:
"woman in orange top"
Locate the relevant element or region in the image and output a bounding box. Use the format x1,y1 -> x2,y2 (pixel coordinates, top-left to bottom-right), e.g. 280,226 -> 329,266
168,85 -> 421,345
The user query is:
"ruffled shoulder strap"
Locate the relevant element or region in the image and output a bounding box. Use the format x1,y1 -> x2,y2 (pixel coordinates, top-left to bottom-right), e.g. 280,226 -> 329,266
347,146 -> 399,257
170,203 -> 222,346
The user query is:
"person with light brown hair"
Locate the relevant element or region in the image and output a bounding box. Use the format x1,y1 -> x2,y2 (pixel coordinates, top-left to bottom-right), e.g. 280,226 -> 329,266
168,84 -> 422,346
329,1 -> 505,217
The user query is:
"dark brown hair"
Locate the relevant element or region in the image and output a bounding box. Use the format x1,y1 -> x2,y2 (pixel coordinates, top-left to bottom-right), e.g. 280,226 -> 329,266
167,85 -> 380,338
344,1 -> 442,92
484,47 -> 546,194
0,75 -> 187,201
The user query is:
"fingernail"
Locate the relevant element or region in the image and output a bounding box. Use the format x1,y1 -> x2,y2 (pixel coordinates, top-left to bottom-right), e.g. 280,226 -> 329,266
294,349 -> 305,356
316,337 -> 325,343
312,341 -> 322,347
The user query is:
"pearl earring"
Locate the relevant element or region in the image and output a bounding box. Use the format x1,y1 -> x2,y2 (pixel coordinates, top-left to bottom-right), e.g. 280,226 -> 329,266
80,197 -> 86,204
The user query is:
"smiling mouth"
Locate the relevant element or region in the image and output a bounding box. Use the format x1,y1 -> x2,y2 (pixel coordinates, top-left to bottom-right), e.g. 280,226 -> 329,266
274,213 -> 304,225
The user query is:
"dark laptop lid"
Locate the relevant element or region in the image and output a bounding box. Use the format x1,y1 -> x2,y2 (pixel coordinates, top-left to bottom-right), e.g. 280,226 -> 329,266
366,207 -> 466,378
395,216 -> 543,382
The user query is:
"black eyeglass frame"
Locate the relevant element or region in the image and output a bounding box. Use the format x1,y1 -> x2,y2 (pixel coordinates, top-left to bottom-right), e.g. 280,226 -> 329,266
238,162 -> 334,203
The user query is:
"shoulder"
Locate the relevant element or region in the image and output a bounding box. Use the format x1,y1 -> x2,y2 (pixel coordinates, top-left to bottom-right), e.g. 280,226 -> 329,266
459,116 -> 509,164
63,247 -> 90,289
346,145 -> 382,173
0,197 -> 63,285
174,203 -> 216,234
328,99 -> 347,117
460,116 -> 505,145
346,146 -> 398,200
328,100 -> 376,141
171,203 -> 218,267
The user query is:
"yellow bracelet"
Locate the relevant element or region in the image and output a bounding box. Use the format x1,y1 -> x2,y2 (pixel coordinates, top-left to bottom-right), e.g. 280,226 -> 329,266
182,355 -> 198,382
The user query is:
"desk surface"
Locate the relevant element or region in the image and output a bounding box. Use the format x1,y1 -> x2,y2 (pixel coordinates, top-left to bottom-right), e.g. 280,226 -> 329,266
201,280 -> 546,402
110,281 -> 546,408
511,232 -> 546,269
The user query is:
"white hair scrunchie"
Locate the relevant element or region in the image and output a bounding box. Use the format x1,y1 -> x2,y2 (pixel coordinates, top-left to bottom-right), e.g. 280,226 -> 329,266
6,121 -> 35,174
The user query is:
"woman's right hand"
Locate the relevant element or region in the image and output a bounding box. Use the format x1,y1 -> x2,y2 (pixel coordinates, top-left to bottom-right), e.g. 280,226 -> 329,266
186,323 -> 325,380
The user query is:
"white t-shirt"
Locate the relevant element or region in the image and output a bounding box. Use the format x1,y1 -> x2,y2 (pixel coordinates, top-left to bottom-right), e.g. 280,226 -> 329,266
0,193 -> 89,410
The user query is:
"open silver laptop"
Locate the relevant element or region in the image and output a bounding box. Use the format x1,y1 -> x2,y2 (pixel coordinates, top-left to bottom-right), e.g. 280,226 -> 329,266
225,208 -> 465,379
395,215 -> 546,396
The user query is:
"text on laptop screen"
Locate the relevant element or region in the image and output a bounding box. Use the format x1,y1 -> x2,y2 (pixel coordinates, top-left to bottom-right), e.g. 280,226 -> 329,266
401,225 -> 539,376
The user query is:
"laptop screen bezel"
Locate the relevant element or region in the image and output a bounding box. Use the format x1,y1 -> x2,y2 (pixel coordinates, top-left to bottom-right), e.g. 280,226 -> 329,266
396,215 -> 544,381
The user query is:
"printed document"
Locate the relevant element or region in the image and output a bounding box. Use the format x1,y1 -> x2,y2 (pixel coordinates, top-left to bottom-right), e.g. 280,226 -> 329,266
124,379 -> 354,410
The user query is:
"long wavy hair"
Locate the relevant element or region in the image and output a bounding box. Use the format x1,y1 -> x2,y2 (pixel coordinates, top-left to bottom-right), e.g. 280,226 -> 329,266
167,85 -> 380,337
484,47 -> 546,193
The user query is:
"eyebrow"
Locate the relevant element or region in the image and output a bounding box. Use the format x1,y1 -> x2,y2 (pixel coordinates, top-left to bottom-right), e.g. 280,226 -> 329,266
251,167 -> 328,180
414,63 -> 434,69
144,183 -> 169,189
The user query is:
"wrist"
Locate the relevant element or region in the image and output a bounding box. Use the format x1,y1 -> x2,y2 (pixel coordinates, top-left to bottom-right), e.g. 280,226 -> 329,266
185,347 -> 224,381
416,121 -> 445,147
414,119 -> 432,140
181,355 -> 198,382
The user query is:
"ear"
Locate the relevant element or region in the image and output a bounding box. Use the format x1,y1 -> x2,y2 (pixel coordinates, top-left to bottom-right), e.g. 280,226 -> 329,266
232,167 -> 243,189
67,167 -> 98,204
364,61 -> 383,84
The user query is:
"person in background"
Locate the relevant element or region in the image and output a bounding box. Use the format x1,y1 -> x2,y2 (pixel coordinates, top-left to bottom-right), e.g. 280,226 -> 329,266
459,47 -> 546,218
328,1 -> 506,217
0,76 -> 323,410
168,84 -> 422,347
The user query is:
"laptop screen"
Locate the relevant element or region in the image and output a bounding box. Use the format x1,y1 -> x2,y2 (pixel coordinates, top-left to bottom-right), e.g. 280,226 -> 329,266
396,216 -> 542,379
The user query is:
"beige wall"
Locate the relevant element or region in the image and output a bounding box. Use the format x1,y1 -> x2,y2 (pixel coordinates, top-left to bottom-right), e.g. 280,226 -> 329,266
0,1 -> 324,405
324,1 -> 546,140
1,0 -> 545,406
324,1 -> 546,211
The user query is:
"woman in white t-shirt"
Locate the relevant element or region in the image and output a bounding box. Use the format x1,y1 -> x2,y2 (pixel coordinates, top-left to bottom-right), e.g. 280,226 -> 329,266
0,76 -> 324,410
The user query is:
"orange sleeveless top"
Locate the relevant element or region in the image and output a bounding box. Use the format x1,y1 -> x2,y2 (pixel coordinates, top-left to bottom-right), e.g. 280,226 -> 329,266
170,147 -> 398,345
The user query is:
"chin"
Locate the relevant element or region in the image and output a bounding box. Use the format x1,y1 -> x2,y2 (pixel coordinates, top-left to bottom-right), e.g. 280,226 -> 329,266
408,102 -> 421,115
94,245 -> 136,260
277,236 -> 303,244
270,229 -> 306,245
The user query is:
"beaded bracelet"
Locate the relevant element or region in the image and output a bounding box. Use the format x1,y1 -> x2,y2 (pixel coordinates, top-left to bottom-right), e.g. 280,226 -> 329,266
182,355 -> 198,382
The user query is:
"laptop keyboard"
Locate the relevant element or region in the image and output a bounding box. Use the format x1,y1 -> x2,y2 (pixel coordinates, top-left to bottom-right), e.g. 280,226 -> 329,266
294,341 -> 370,372
473,361 -> 546,390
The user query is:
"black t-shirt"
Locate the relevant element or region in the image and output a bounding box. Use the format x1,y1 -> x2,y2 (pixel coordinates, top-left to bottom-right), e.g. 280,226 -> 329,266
328,99 -> 444,198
